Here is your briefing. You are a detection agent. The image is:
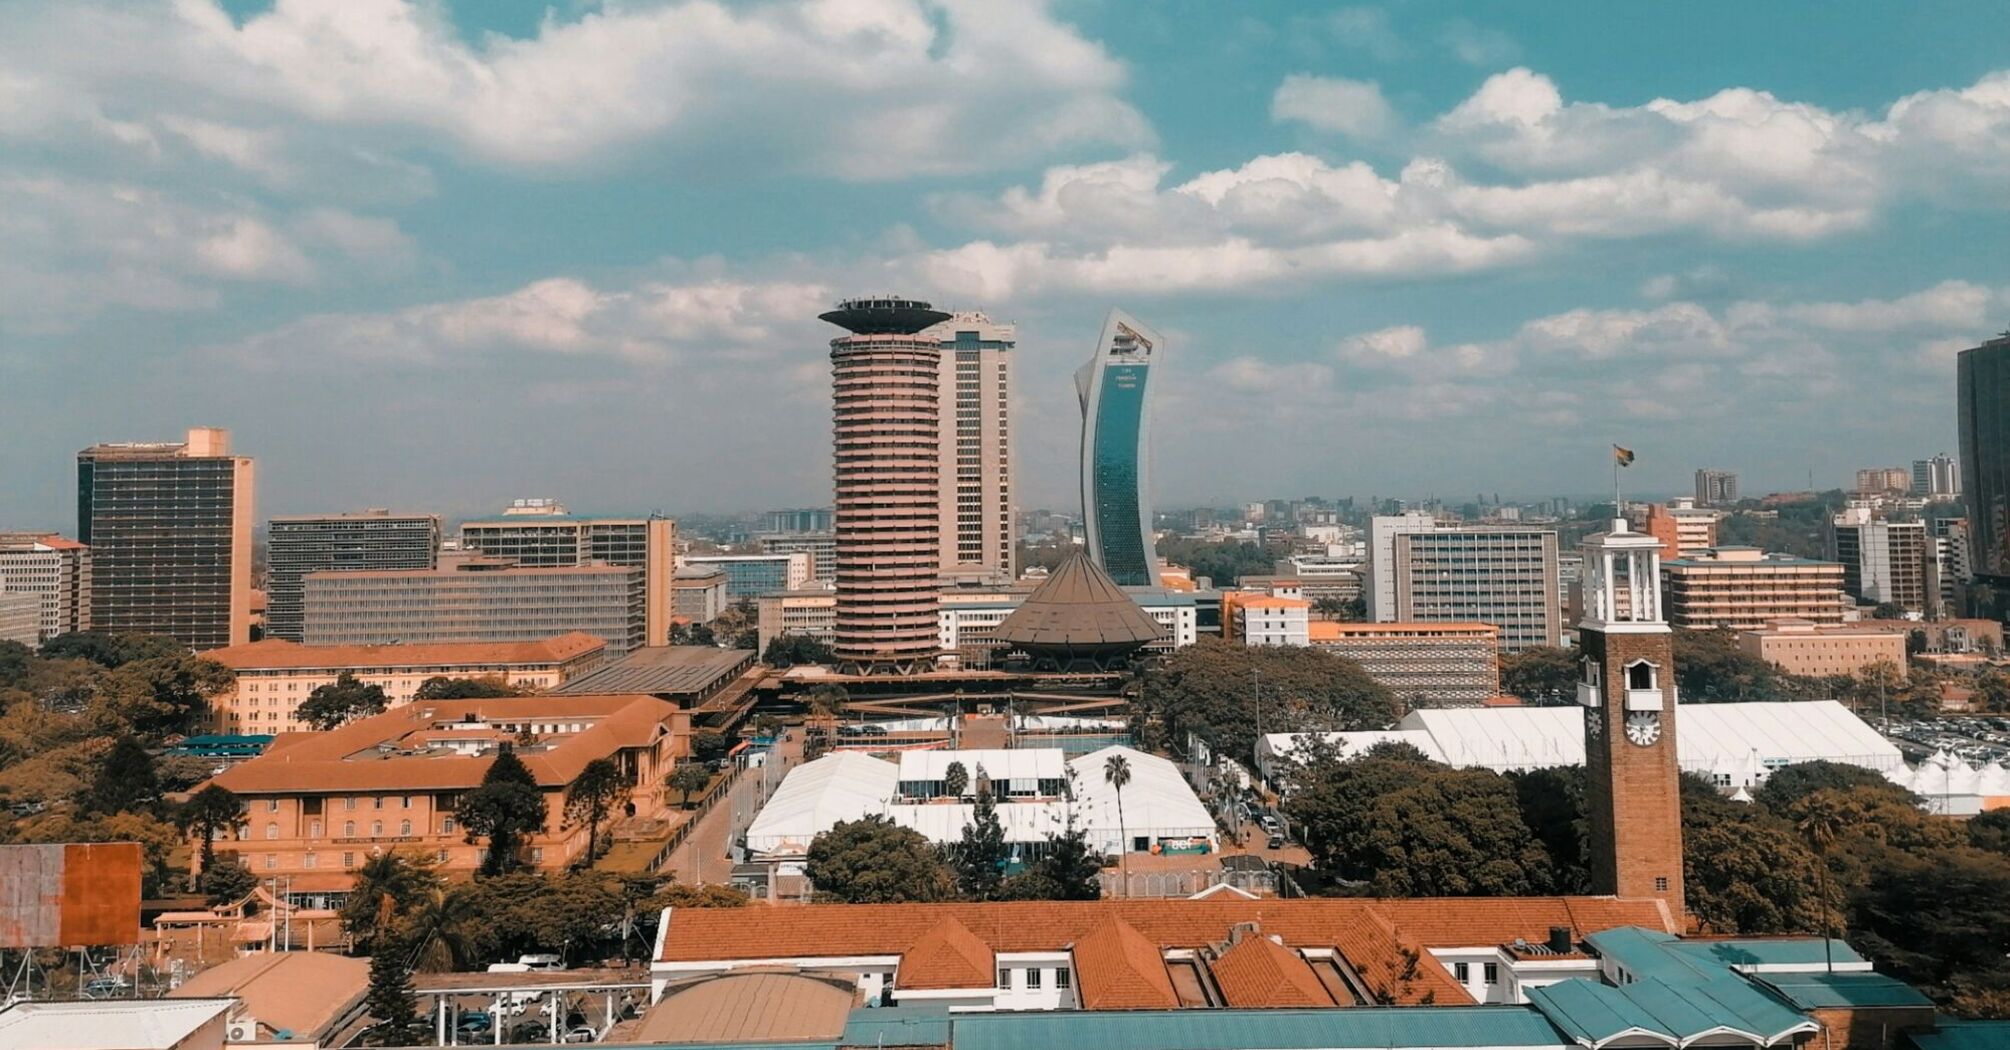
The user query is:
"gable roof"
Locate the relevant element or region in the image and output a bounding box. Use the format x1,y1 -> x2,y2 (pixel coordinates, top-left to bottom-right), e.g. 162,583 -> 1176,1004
1211,934 -> 1333,1008
1070,917 -> 1178,1010
167,951 -> 368,1039
1331,908 -> 1469,1006
900,915 -> 997,990
995,552 -> 1162,648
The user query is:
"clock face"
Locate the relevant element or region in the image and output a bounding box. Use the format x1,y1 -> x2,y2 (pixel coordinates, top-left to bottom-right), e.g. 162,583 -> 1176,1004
1625,711 -> 1662,747
1585,710 -> 1603,739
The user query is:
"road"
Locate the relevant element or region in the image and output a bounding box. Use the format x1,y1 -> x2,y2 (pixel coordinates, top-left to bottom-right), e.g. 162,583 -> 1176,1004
661,730 -> 802,889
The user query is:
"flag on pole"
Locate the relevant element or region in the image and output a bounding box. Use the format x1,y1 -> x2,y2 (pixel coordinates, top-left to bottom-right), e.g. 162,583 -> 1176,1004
1613,445 -> 1635,467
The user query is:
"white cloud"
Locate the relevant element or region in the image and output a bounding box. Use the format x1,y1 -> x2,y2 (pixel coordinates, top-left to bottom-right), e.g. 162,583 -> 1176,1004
1,0 -> 1150,180
1321,7 -> 1406,63
1439,20 -> 1519,67
1271,75 -> 1397,138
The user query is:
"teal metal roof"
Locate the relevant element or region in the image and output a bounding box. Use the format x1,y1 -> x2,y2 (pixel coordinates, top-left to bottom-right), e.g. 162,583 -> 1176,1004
1668,938 -> 1868,971
1525,980 -> 1678,1046
841,1005 -> 951,1047
1528,975 -> 1818,1048
1581,927 -> 1711,983
1757,972 -> 1935,1011
945,1006 -> 1570,1050
1911,1020 -> 2010,1050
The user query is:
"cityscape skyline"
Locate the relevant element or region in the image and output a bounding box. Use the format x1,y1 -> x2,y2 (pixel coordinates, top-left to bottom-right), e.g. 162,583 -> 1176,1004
3,2 -> 2007,522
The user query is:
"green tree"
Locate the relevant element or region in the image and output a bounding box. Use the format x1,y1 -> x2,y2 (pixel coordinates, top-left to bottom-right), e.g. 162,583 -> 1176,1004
955,787 -> 1009,900
1141,639 -> 1395,765
1871,602 -> 1908,621
690,729 -> 730,766
197,853 -> 258,905
806,816 -> 954,903
1968,809 -> 2010,856
564,758 -> 627,865
177,783 -> 246,874
667,762 -> 711,810
39,631 -> 185,668
1848,844 -> 2010,1001
670,622 -> 717,647
296,672 -> 389,730
1509,766 -> 1588,893
1499,646 -> 1579,706
93,653 -> 235,736
1104,753 -> 1131,896
456,750 -> 549,877
363,931 -> 423,1046
1975,670 -> 2010,714
1671,628 -> 1809,702
942,761 -> 969,799
1011,822 -> 1105,901
412,676 -> 526,700
0,640 -> 32,689
762,634 -> 833,667
1755,761 -> 1916,812
81,736 -> 159,815
341,851 -> 444,954
1680,776 -> 1829,934
644,882 -> 752,911
803,684 -> 848,717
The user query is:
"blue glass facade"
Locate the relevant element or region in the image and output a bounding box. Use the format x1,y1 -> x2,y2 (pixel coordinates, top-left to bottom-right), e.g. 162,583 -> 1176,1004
1091,364 -> 1153,585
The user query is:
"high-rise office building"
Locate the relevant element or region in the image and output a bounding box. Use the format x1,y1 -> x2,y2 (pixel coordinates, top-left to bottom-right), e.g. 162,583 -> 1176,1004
1960,334 -> 2010,613
1854,467 -> 1912,496
925,312 -> 1016,586
681,553 -> 814,601
757,532 -> 837,583
460,507 -> 675,647
762,508 -> 833,534
1660,547 -> 1846,631
0,593 -> 39,647
1693,469 -> 1738,506
1825,508 -> 1929,612
266,511 -> 440,641
303,559 -> 645,653
822,297 -> 947,674
1076,309 -> 1164,587
0,534 -> 90,642
1914,454 -> 1960,498
77,426 -> 254,650
1641,500 -> 1718,560
1930,517 -> 1972,618
1389,526 -> 1562,652
1365,512 -> 1437,620
1576,519 -> 1684,913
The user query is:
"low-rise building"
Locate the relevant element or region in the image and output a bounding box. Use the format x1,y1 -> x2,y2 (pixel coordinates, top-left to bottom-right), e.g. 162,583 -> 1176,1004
940,585 -> 1196,668
1307,621 -> 1500,708
1737,619 -> 1910,677
199,694 -> 689,886
0,999 -> 235,1050
0,593 -> 38,647
200,633 -> 608,733
1661,547 -> 1847,631
554,645 -> 756,708
1225,593 -> 1310,647
1274,555 -> 1362,604
758,531 -> 837,583
303,559 -> 646,654
0,533 -> 90,642
681,553 -> 813,601
167,951 -> 369,1047
1641,500 -> 1718,559
671,565 -> 729,624
756,589 -> 838,653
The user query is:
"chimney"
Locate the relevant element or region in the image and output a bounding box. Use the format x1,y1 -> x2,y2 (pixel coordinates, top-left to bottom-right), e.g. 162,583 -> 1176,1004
1547,926 -> 1573,953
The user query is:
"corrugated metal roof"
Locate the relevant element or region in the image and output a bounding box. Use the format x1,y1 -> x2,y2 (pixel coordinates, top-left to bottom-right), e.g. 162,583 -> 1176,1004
945,1006 -> 1571,1050
555,646 -> 752,697
995,553 -> 1162,648
1911,1020 -> 2010,1050
1757,972 -> 1936,1010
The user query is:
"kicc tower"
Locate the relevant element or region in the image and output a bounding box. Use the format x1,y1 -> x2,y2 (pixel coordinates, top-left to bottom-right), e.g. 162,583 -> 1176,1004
1576,517 -> 1686,914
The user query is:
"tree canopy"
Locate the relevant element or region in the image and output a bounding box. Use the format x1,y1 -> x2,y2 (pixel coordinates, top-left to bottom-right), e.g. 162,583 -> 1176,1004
564,758 -> 627,865
412,675 -> 527,700
297,672 -> 389,730
1499,646 -> 1578,706
806,816 -> 954,903
762,634 -> 833,667
456,750 -> 548,877
955,788 -> 1009,900
1141,638 -> 1396,763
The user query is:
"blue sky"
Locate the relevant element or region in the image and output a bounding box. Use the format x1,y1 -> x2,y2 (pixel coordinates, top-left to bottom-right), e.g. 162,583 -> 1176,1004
3,0 -> 2008,525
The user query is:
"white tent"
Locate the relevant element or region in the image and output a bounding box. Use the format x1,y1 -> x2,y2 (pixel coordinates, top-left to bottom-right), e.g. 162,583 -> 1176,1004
1068,746 -> 1219,855
742,751 -> 898,854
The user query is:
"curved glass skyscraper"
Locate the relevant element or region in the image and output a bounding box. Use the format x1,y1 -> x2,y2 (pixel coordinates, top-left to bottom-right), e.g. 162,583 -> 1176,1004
1075,309 -> 1163,587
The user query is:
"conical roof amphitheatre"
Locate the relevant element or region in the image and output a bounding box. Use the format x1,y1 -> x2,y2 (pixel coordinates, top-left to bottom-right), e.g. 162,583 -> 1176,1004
995,552 -> 1161,671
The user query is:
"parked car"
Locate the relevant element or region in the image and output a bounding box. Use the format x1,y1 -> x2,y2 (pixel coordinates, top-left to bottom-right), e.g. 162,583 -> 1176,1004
518,953 -> 565,971
456,1011 -> 494,1035
563,1025 -> 599,1043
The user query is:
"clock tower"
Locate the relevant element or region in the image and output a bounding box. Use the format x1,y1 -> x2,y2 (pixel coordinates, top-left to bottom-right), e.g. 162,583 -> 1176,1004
1577,518 -> 1685,913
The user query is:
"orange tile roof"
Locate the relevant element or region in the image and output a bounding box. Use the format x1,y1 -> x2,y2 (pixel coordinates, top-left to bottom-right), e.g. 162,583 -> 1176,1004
204,633 -> 606,671
1236,596 -> 1311,609
657,897 -> 1674,1009
1331,908 -> 1468,1005
1308,622 -> 1341,642
1211,934 -> 1333,1008
204,693 -> 678,795
1070,917 -> 1178,1010
898,916 -> 996,990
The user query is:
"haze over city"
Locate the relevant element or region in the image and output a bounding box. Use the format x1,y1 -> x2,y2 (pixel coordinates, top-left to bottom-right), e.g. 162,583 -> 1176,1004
4,1 -> 2008,521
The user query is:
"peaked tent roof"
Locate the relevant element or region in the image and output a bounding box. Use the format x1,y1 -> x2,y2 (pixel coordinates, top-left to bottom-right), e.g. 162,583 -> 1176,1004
995,553 -> 1162,648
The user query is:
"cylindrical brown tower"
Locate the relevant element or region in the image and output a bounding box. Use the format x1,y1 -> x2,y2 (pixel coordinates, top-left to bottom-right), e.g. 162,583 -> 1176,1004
822,297 -> 951,675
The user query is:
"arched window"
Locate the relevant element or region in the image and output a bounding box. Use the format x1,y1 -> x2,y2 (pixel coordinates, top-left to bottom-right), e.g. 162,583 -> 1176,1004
1626,661 -> 1656,691
399,820 -> 412,836
371,821 -> 383,837
264,823 -> 277,840
343,821 -> 355,837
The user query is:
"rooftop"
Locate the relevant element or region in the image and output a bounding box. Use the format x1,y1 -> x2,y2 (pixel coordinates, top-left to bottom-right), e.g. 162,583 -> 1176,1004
994,553 -> 1162,650
637,972 -> 856,1044
203,632 -> 606,671
819,296 -> 953,335
205,693 -> 678,795
0,999 -> 234,1050
947,1006 -> 1573,1050
167,950 -> 369,1040
555,645 -> 753,698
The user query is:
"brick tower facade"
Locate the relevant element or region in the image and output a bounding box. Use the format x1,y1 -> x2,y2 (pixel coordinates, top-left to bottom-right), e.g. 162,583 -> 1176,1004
1577,519 -> 1686,914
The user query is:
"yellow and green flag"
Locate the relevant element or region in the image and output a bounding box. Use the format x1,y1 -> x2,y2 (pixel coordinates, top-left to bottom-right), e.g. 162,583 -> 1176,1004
1613,445 -> 1635,467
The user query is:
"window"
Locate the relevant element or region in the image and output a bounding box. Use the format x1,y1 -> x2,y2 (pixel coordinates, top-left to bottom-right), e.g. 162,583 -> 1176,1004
266,799 -> 280,813
399,820 -> 412,836
997,968 -> 1010,989
342,852 -> 355,868
371,821 -> 383,837
531,847 -> 544,863
303,853 -> 317,869
1026,969 -> 1042,990
437,850 -> 450,863
343,821 -> 355,837
1055,969 -> 1070,990
1655,876 -> 1669,892
1484,963 -> 1499,985
1454,962 -> 1470,983
374,797 -> 384,809
442,817 -> 456,835
307,820 -> 321,837
402,796 -> 412,809
264,854 -> 276,870
344,798 -> 357,811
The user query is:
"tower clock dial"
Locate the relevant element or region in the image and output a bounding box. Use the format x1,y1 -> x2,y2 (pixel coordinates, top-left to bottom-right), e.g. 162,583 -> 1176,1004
1586,710 -> 1603,738
1624,711 -> 1661,747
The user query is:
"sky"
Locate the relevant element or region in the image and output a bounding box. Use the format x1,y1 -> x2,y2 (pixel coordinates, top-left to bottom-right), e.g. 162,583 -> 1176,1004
3,0 -> 2008,526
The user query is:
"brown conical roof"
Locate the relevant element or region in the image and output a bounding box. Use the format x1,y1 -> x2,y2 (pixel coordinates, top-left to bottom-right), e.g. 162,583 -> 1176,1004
995,552 -> 1163,648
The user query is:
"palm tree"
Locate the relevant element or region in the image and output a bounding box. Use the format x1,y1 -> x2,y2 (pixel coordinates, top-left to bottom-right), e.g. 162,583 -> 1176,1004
1104,753 -> 1132,898
1795,796 -> 1848,972
340,852 -> 440,954
401,887 -> 480,973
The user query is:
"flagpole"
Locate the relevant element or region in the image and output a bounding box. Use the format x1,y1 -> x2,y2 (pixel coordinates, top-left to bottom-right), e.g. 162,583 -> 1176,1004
1613,448 -> 1621,520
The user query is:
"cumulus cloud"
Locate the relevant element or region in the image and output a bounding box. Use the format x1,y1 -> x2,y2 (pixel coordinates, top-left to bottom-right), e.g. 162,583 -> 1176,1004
1271,75 -> 1397,138
0,0 -> 1150,180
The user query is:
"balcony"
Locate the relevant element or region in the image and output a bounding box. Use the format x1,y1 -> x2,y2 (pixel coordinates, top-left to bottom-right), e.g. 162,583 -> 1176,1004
1625,689 -> 1663,712
1577,682 -> 1600,707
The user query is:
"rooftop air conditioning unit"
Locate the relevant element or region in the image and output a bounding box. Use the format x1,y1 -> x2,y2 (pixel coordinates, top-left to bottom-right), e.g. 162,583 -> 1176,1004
226,1017 -> 258,1043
